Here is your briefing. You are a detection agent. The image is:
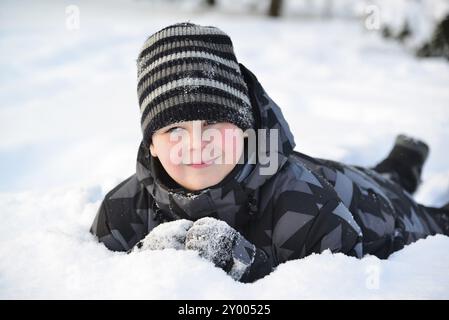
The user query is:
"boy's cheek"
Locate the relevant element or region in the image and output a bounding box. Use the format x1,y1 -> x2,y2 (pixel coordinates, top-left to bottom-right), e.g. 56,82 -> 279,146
161,158 -> 186,181
165,143 -> 185,165
221,136 -> 244,163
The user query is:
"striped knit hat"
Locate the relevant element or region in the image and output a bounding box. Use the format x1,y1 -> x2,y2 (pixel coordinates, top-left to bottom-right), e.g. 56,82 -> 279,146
136,22 -> 255,147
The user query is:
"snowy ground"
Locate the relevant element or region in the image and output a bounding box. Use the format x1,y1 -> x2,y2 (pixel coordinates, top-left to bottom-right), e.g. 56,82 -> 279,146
1,0 -> 449,299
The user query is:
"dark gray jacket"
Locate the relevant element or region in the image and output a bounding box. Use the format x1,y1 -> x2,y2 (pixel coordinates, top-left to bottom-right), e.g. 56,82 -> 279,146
91,63 -> 448,281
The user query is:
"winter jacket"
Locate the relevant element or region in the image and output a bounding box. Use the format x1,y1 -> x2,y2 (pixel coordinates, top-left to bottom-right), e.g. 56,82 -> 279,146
90,63 -> 448,282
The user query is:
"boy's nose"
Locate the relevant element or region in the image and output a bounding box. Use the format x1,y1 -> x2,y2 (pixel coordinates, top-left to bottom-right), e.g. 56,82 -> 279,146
189,121 -> 209,151
189,132 -> 209,151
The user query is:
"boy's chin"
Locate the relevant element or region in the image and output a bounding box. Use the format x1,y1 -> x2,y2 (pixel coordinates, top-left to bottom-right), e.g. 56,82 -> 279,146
178,175 -> 223,191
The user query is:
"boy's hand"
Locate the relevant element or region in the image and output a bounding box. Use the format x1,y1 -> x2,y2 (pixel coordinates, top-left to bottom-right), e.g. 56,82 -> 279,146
134,219 -> 193,251
185,217 -> 257,281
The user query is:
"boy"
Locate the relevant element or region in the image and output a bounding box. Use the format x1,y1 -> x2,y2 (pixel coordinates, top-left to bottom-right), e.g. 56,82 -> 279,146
90,22 -> 449,283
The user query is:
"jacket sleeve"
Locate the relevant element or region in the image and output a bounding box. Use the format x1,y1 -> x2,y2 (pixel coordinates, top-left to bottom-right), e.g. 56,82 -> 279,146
90,198 -> 128,252
269,163 -> 364,266
238,246 -> 274,283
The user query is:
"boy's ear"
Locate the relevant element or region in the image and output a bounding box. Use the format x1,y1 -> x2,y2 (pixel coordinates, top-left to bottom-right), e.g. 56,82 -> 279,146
149,143 -> 157,158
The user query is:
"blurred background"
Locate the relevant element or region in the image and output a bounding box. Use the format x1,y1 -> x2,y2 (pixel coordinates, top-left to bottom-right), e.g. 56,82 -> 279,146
1,0 -> 449,206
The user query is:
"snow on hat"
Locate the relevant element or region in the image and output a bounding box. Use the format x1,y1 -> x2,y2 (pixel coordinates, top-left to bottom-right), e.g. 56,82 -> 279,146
136,22 -> 255,146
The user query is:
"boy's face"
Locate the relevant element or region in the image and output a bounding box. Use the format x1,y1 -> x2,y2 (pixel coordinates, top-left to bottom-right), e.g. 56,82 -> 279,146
150,120 -> 246,191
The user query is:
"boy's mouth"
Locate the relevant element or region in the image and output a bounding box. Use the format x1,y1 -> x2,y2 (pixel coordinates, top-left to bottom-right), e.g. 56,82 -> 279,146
187,157 -> 219,168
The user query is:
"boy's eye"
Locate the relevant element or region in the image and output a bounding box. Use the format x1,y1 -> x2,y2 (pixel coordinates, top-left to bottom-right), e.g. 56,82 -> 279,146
164,121 -> 219,133
165,126 -> 183,133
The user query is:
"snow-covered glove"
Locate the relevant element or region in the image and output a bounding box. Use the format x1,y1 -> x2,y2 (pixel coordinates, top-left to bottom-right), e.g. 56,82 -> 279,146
133,219 -> 194,251
185,217 -> 258,281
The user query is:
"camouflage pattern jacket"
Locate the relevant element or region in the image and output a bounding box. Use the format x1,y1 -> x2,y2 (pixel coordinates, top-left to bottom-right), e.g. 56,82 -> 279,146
91,63 -> 447,282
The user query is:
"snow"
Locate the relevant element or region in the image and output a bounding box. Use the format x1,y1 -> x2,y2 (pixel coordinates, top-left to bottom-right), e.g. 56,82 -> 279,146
1,0 -> 449,299
1,186 -> 448,299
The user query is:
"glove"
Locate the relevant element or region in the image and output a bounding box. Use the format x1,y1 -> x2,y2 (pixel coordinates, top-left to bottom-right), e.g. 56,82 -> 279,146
133,219 -> 194,251
185,217 -> 257,281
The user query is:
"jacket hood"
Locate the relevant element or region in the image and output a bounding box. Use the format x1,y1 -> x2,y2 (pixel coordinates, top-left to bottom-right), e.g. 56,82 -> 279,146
135,63 -> 296,228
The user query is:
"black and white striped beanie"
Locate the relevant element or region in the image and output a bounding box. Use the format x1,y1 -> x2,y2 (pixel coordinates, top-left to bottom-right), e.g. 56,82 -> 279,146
136,22 -> 255,146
